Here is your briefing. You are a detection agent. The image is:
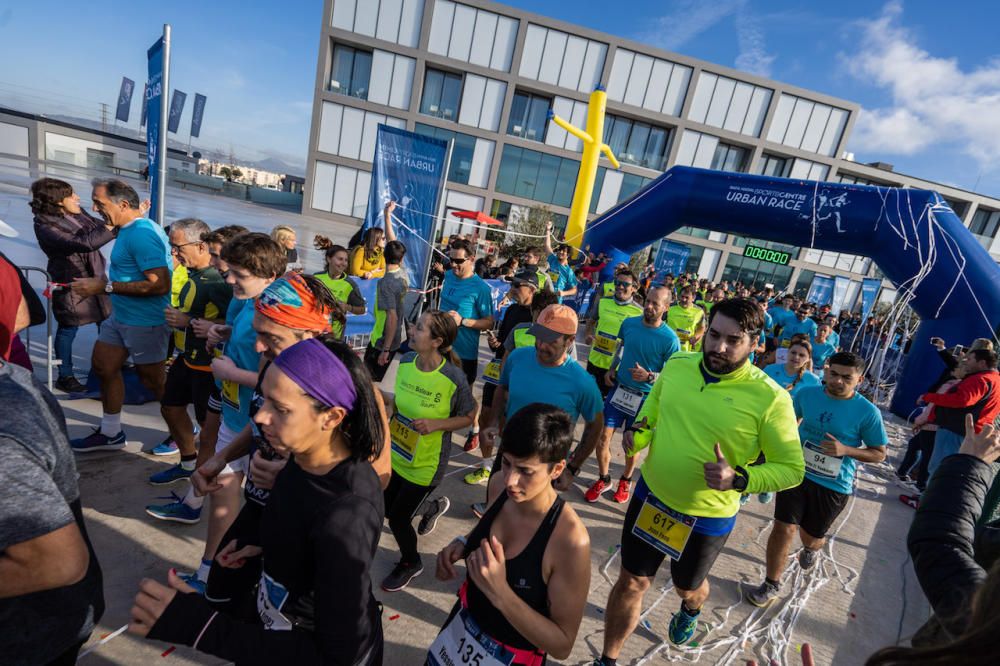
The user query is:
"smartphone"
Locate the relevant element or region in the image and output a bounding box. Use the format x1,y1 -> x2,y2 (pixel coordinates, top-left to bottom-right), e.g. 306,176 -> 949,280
953,344 -> 966,355
929,336 -> 944,346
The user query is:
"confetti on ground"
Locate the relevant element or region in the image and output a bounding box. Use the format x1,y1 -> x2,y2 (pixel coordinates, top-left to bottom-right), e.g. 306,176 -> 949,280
388,614 -> 400,621
161,646 -> 176,658
796,644 -> 802,653
640,619 -> 652,631
690,641 -> 699,647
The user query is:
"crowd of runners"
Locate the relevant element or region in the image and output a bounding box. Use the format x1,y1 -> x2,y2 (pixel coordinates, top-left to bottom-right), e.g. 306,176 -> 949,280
3,177 -> 1000,665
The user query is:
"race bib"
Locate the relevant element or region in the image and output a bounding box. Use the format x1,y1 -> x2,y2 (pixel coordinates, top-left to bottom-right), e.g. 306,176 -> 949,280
390,413 -> 420,463
427,608 -> 515,666
775,347 -> 789,364
221,379 -> 240,411
482,360 -> 502,385
610,384 -> 644,417
803,440 -> 844,478
593,332 -> 617,355
257,571 -> 292,631
631,491 -> 697,561
780,339 -> 792,348
675,328 -> 691,341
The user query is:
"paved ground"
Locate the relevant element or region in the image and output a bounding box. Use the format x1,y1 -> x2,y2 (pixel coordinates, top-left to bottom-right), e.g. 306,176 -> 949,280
3,161 -> 932,664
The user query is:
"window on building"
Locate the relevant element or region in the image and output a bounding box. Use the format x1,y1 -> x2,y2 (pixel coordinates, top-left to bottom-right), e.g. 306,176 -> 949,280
415,122 -> 478,185
942,197 -> 970,220
970,208 -> 1000,249
603,115 -> 671,170
619,173 -> 653,201
420,68 -> 463,120
495,145 -> 579,208
507,91 -> 552,142
711,142 -> 749,173
329,44 -> 373,99
758,153 -> 790,178
86,148 -> 114,172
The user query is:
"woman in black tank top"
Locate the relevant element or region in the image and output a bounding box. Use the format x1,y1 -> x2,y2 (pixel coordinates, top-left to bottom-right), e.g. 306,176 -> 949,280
430,404 -> 592,665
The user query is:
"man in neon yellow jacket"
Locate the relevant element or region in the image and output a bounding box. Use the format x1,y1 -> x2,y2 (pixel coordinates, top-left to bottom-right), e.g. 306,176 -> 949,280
594,298 -> 803,661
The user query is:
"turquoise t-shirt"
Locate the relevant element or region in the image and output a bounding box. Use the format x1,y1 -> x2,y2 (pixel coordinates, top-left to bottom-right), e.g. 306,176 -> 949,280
769,306 -> 794,333
546,254 -> 578,303
440,271 -> 493,362
828,330 -> 841,348
108,218 -> 172,326
812,340 -> 837,369
763,362 -> 821,398
220,297 -> 261,433
763,311 -> 775,336
616,317 -> 681,393
777,316 -> 818,344
793,386 -> 888,495
499,347 -> 602,423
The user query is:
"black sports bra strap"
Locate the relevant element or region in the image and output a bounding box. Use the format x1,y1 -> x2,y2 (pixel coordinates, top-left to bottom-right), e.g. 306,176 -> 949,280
463,492 -> 508,557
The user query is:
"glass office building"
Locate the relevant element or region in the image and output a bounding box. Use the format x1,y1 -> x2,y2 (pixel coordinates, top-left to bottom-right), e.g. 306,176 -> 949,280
307,0 -> 1000,306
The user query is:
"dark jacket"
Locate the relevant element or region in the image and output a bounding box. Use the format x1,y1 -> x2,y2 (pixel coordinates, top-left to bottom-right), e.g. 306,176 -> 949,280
907,454 -> 995,642
32,211 -> 114,327
923,369 -> 1000,436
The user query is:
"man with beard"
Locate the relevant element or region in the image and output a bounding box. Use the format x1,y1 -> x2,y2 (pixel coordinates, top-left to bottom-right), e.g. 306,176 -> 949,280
592,299 -> 802,662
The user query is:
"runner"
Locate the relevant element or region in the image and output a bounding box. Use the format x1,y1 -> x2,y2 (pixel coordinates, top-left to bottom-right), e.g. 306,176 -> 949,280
439,238 -> 494,452
582,270 -> 642,398
666,286 -> 705,352
594,299 -> 802,661
776,303 -> 818,362
70,179 -> 171,452
381,310 -> 477,592
521,246 -> 553,292
313,238 -> 366,339
130,336 -> 386,664
747,352 -> 887,607
543,221 -> 578,304
769,294 -> 796,337
364,239 -> 408,382
811,323 -> 838,370
584,286 -> 679,504
431,403 -> 591,664
465,268 -> 540,486
763,338 -> 822,398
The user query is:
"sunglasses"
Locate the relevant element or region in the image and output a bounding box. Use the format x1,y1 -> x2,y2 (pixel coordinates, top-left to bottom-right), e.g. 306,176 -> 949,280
450,257 -> 468,265
170,241 -> 202,252
615,281 -> 634,288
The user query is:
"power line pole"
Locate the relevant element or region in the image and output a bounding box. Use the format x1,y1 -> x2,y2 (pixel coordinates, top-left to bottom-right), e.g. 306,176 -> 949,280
99,103 -> 109,132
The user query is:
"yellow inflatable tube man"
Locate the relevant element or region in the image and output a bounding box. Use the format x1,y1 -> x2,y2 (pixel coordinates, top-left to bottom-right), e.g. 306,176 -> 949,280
547,85 -> 620,254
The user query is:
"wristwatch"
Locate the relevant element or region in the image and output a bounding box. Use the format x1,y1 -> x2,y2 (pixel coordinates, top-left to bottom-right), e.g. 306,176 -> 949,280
733,465 -> 749,492
104,280 -> 114,294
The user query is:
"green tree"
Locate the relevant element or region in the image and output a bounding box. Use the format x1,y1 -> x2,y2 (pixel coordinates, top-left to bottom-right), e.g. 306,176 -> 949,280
488,205 -> 557,260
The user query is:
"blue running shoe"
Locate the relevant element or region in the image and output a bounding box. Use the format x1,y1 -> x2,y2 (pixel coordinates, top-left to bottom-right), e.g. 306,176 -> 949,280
668,604 -> 700,646
71,428 -> 126,453
758,492 -> 775,504
151,436 -> 179,456
178,572 -> 207,595
145,492 -> 202,524
149,464 -> 193,485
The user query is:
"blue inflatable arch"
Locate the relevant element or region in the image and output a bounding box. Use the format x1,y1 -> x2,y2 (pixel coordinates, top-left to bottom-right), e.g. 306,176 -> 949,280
583,166 -> 1000,417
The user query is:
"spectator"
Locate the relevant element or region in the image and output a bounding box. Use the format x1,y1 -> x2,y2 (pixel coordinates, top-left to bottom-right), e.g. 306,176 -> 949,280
474,253 -> 495,279
30,178 -> 116,393
0,252 -> 105,665
349,202 -> 398,279
0,245 -> 46,369
270,225 -> 298,268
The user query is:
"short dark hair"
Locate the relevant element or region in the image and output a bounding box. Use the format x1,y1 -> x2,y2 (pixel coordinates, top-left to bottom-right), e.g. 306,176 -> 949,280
530,288 -> 559,313
450,238 -> 475,257
501,403 -> 573,464
29,178 -> 74,217
202,224 -> 248,245
707,298 -> 764,339
92,178 -> 140,209
615,270 -> 636,284
221,232 -> 287,278
384,240 -> 406,265
970,348 -> 999,368
828,351 -> 866,372
679,286 -> 695,297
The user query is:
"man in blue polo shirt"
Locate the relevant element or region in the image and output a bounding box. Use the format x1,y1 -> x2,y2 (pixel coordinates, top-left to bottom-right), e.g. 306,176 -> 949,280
747,351 -> 887,607
69,179 -> 171,453
584,286 -> 680,504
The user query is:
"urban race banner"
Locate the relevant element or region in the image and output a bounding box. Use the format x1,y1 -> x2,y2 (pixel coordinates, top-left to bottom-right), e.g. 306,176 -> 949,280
653,240 -> 690,276
146,38 -> 164,221
806,274 -> 834,306
167,89 -> 187,133
115,76 -> 135,123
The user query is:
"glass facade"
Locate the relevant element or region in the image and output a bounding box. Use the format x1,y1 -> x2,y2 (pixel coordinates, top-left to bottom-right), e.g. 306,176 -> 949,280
330,44 -> 373,99
758,153 -> 790,177
603,114 -> 671,170
970,208 -> 1000,250
721,253 -> 794,290
414,123 -> 478,185
711,142 -> 749,172
420,68 -> 463,120
507,91 -> 551,142
495,145 -> 578,208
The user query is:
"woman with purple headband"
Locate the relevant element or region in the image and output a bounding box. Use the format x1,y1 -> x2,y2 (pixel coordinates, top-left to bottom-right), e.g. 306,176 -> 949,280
127,335 -> 386,665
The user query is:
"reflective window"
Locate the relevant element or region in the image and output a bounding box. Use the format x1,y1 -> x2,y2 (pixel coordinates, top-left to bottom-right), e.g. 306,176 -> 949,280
414,123 -> 479,185
758,153 -> 790,177
495,145 -> 579,208
603,115 -> 671,170
606,48 -> 692,117
687,72 -> 771,137
766,93 -> 849,157
518,24 -> 606,93
420,69 -> 463,120
970,208 -> 1000,248
711,143 -> 749,173
330,45 -> 373,99
507,91 -> 552,142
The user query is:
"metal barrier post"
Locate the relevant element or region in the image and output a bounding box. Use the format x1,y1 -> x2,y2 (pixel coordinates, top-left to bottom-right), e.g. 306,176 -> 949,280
18,266 -> 57,391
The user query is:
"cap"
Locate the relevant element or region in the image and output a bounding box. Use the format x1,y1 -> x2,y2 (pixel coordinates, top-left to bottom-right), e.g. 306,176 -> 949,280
528,304 -> 578,342
511,268 -> 541,290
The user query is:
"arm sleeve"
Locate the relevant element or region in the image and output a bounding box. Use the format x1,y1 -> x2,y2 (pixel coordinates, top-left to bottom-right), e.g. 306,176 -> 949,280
346,279 -> 366,308
907,454 -> 990,636
376,279 -> 392,312
0,440 -> 74,549
476,284 -> 493,319
938,348 -> 958,370
452,371 -> 477,416
792,391 -> 804,419
33,219 -> 114,254
861,406 -> 889,448
923,377 -> 987,408
580,376 -> 604,421
745,395 -> 805,494
498,349 -> 518,388
133,228 -> 170,272
210,281 -> 233,320
348,247 -> 366,276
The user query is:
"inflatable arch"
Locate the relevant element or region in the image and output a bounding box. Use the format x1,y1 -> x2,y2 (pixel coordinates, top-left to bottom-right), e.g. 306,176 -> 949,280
583,166 -> 1000,417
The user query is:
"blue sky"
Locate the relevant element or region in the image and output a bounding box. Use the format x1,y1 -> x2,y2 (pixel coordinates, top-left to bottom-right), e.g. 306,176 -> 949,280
1,1 -> 998,195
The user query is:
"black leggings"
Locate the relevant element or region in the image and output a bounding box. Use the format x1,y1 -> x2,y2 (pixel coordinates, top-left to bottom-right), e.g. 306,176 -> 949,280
898,429 -> 935,491
384,472 -> 435,565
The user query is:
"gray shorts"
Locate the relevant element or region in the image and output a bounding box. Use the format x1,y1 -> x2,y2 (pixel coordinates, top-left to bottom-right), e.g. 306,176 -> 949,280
97,316 -> 171,365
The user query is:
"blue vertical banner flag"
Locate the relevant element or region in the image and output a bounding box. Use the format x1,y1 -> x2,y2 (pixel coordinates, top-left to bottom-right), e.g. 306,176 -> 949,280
146,38 -> 164,222
831,275 -> 851,315
364,125 -> 449,287
653,240 -> 691,276
190,93 -> 207,138
806,274 -> 834,306
139,83 -> 149,127
861,277 -> 881,321
167,90 -> 187,133
115,77 -> 135,122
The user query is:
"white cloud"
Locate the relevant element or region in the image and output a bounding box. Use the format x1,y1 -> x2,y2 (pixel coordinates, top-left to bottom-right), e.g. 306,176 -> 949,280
847,1 -> 1000,165
635,0 -> 743,50
734,10 -> 775,77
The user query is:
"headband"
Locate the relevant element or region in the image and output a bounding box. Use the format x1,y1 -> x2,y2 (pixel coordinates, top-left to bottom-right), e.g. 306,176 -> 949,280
255,273 -> 332,331
272,338 -> 357,410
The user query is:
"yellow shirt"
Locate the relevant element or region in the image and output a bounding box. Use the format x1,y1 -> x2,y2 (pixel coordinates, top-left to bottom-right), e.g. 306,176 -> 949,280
349,245 -> 385,278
